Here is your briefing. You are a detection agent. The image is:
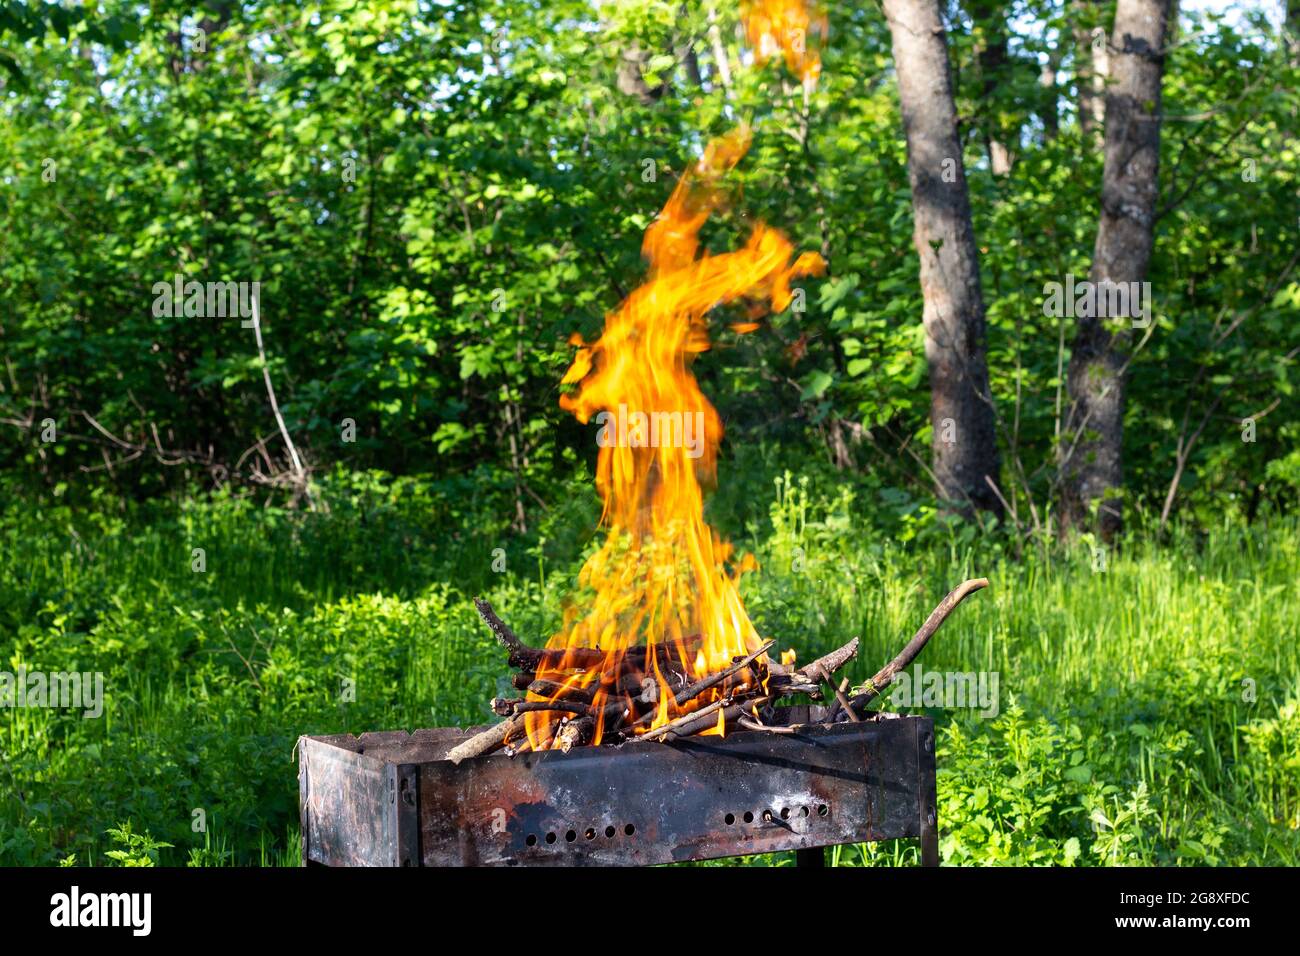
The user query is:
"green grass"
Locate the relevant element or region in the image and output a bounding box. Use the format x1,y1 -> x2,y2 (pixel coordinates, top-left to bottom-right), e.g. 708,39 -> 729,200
1,474 -> 1297,866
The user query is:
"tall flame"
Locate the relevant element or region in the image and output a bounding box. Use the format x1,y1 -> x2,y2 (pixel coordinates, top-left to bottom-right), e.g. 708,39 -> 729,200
525,0 -> 826,748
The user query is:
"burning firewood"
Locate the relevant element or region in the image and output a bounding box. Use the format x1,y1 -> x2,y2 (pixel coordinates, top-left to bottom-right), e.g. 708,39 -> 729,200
449,581 -> 989,765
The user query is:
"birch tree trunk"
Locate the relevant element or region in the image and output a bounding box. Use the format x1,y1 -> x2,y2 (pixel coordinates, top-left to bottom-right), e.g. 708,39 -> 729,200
1061,0 -> 1172,538
882,0 -> 1002,516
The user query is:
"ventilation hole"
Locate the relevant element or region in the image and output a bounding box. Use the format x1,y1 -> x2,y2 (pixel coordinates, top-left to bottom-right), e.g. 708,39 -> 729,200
624,823 -> 635,836
525,834 -> 537,847
742,811 -> 754,824
545,832 -> 557,844
780,807 -> 791,820
762,810 -> 774,822
565,830 -> 577,843
724,812 -> 736,826
605,825 -> 616,838
817,804 -> 829,817
801,806 -> 811,817
585,827 -> 597,840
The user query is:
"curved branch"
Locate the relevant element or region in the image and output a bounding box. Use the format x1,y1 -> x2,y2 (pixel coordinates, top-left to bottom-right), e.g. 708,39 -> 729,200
846,578 -> 989,712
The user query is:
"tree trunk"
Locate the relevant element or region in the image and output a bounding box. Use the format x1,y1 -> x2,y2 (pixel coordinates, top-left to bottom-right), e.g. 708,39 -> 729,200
882,0 -> 1002,517
1039,46 -> 1063,140
1288,0 -> 1300,61
969,0 -> 1014,174
1061,0 -> 1171,539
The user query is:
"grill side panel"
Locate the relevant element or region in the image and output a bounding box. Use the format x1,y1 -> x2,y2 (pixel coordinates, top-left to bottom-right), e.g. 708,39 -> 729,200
299,735 -> 395,867
416,718 -> 926,866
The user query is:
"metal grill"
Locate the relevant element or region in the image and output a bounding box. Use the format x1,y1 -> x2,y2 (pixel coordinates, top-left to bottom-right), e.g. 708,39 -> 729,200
299,714 -> 937,867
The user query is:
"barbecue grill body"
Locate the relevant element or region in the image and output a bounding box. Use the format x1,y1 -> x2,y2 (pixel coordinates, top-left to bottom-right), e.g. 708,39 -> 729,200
298,716 -> 938,866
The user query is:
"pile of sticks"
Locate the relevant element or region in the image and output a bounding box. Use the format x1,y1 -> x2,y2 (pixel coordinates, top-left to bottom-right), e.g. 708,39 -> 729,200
448,579 -> 988,765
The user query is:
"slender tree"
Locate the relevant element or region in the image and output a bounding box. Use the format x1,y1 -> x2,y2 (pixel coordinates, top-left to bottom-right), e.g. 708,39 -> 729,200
1061,0 -> 1173,538
969,0 -> 1014,174
882,0 -> 1002,516
1288,0 -> 1300,60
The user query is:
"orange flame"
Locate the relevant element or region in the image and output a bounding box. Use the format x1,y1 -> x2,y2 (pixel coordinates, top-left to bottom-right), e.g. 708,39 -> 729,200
525,0 -> 826,749
743,0 -> 827,85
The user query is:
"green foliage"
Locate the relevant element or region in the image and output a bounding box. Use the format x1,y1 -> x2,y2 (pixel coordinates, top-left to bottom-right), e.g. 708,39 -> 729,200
2,473 -> 1297,866
104,821 -> 173,867
0,2 -> 1294,524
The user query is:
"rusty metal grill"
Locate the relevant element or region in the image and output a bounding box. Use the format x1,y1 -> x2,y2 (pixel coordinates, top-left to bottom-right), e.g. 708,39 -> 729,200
299,714 -> 937,867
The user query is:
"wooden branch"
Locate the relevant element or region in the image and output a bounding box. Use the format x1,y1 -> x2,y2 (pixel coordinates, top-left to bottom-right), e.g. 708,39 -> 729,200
491,696 -> 523,716
769,675 -> 822,697
472,599 -> 715,689
825,677 -> 851,721
761,635 -> 857,700
637,633 -> 703,664
556,699 -> 631,752
474,595 -> 526,648
846,578 -> 988,712
672,640 -> 772,709
811,667 -> 859,722
446,713 -> 527,765
511,700 -> 591,717
636,697 -> 731,741
595,669 -> 661,697
506,720 -> 559,757
476,598 -> 691,672
450,693 -> 606,763
526,678 -> 596,703
473,596 -> 574,670
618,641 -> 771,736
661,694 -> 774,741
738,716 -> 798,734
795,637 -> 859,682
473,597 -> 580,667
249,295 -> 314,509
467,602 -> 929,755
556,718 -> 593,752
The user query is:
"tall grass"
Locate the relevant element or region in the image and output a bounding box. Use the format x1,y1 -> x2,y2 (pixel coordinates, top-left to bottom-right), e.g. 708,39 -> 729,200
1,476 -> 1296,865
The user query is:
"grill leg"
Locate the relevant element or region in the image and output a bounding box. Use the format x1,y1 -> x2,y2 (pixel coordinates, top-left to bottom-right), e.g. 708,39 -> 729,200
918,718 -> 939,867
920,828 -> 939,867
795,847 -> 826,868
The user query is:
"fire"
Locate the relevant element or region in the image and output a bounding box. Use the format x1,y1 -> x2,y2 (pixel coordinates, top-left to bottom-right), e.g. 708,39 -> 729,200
524,0 -> 826,749
743,0 -> 827,85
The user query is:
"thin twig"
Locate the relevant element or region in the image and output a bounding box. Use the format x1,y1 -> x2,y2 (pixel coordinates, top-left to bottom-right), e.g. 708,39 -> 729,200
738,716 -> 798,734
847,578 -> 989,712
